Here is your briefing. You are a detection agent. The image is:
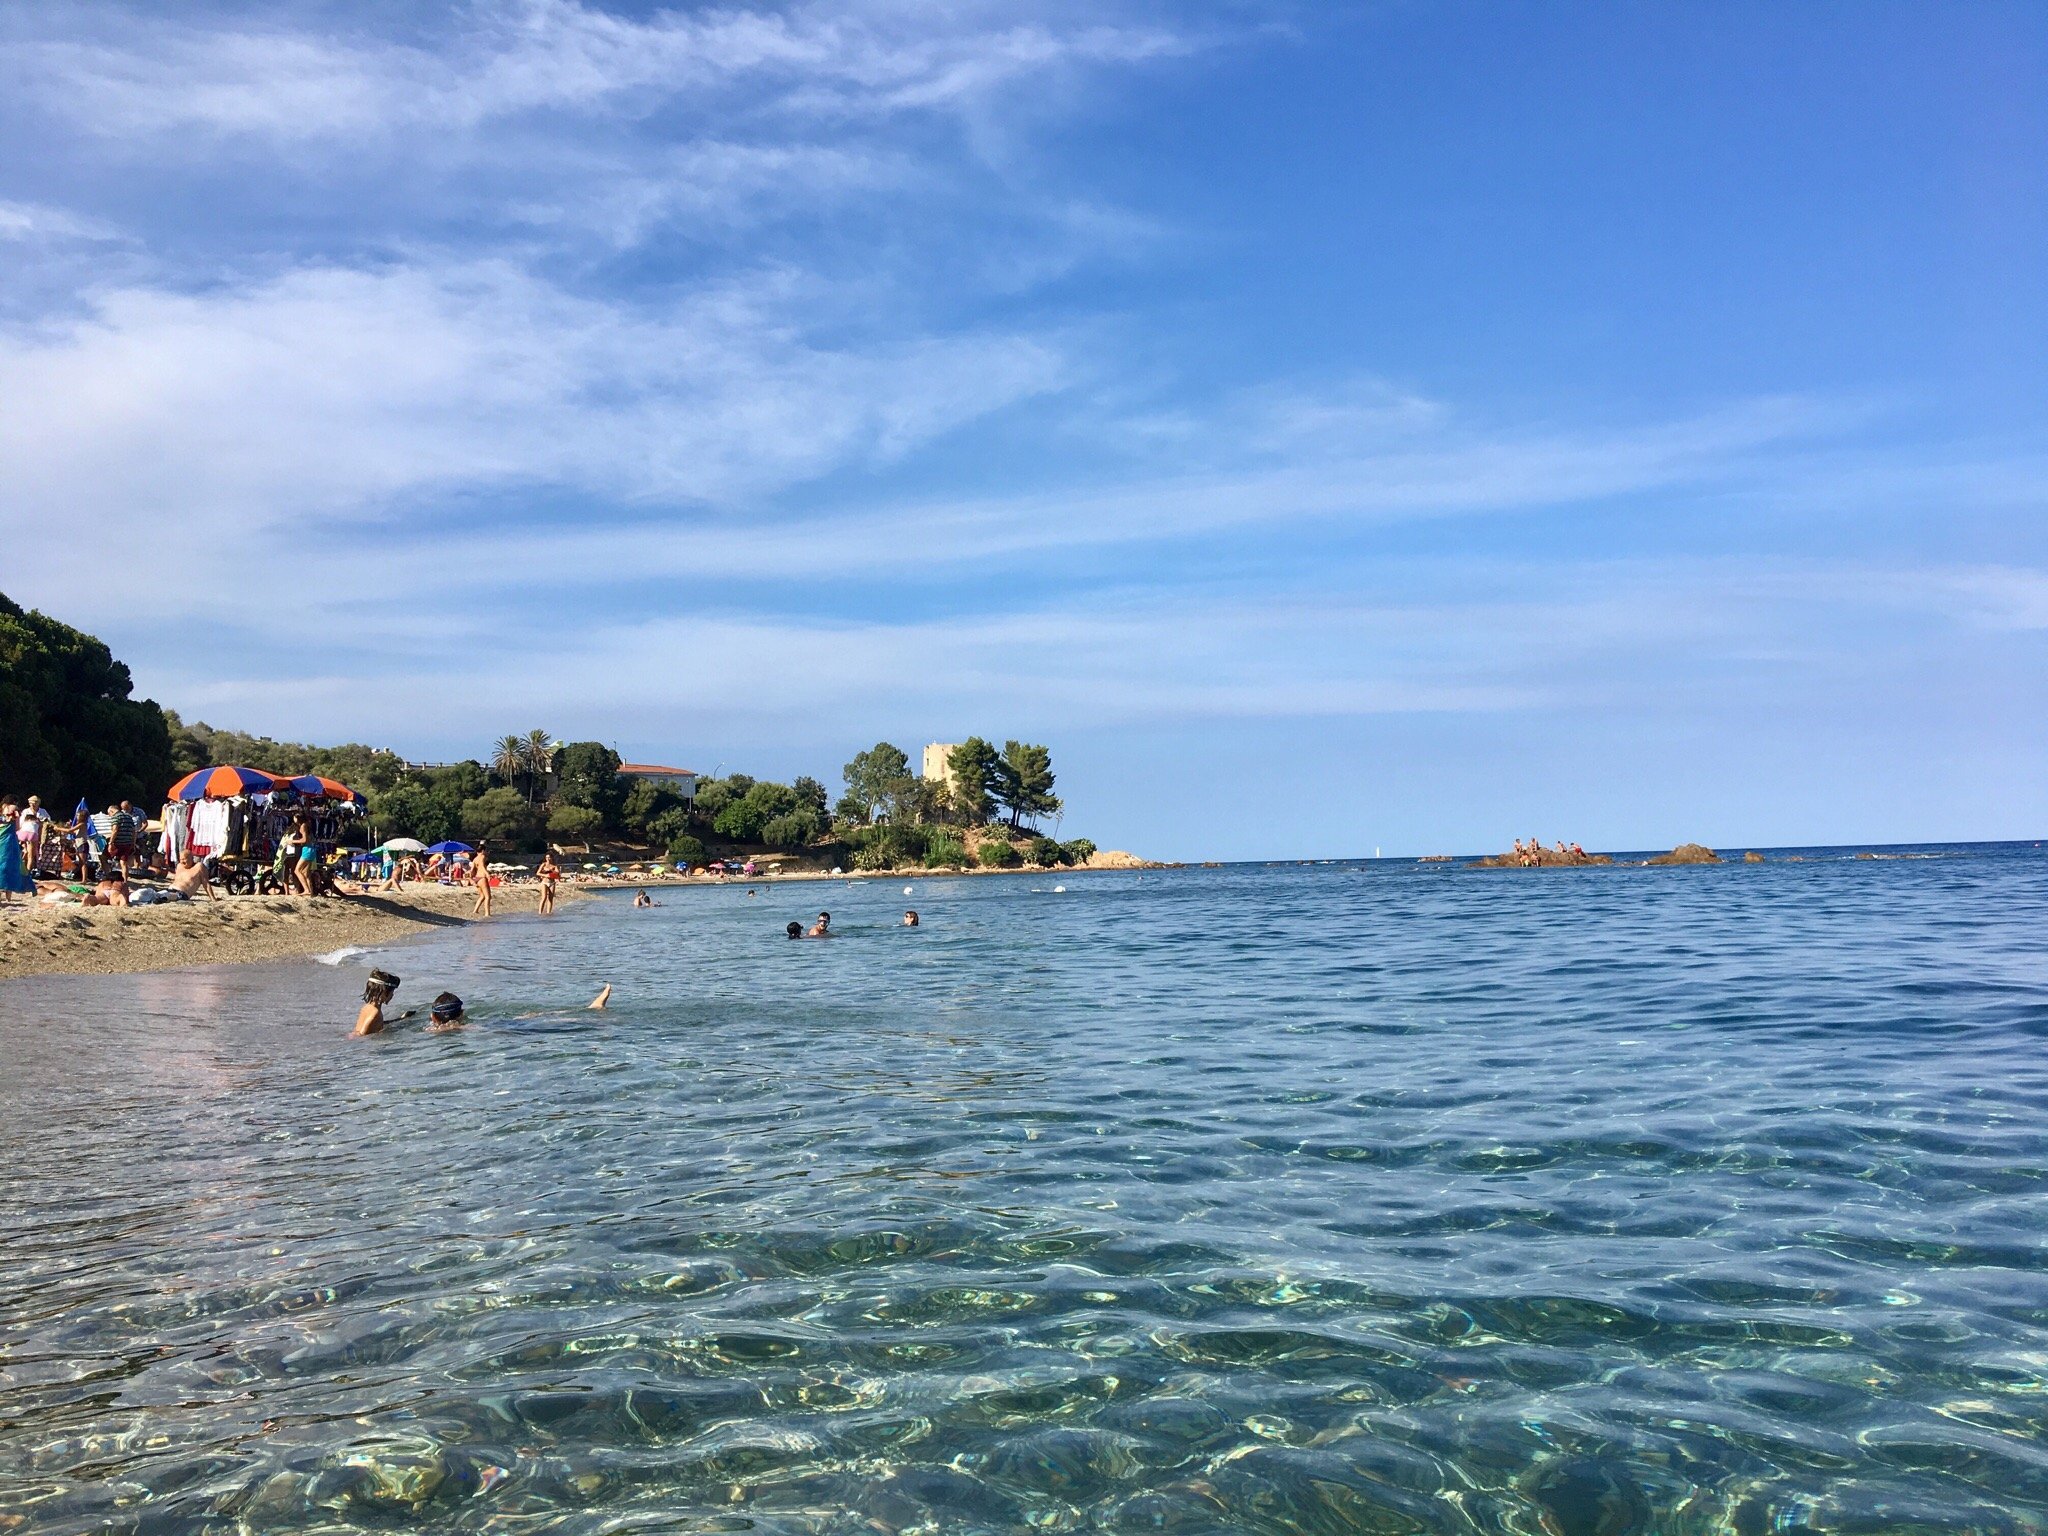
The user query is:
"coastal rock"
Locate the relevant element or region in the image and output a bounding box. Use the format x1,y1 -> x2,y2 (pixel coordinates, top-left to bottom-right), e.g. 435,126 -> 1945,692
1647,843 -> 1721,865
1743,851 -> 1764,863
1081,850 -> 1152,870
1469,848 -> 1614,869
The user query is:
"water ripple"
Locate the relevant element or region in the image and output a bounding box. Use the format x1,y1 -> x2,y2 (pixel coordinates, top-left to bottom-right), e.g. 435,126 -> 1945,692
5,845 -> 2048,1532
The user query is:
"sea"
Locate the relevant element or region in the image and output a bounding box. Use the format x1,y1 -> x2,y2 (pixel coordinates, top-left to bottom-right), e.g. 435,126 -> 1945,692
4,842 -> 2047,1535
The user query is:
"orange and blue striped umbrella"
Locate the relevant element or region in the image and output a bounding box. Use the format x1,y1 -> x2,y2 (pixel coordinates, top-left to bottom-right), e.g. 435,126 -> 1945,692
167,765 -> 281,801
281,774 -> 366,806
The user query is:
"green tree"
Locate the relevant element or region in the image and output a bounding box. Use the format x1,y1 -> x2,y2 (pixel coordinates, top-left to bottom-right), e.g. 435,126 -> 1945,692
1026,835 -> 1064,867
522,730 -> 554,804
490,735 -> 526,791
792,775 -> 828,817
692,779 -> 735,825
1062,838 -> 1096,865
461,786 -> 538,847
666,833 -> 707,863
946,737 -> 1000,825
760,809 -> 823,848
546,804 -> 605,840
370,780 -> 456,845
996,741 -> 1060,830
553,742 -> 623,824
975,838 -> 1022,868
840,742 -> 912,823
898,776 -> 950,826
621,778 -> 682,835
713,781 -> 800,843
923,831 -> 967,868
0,593 -> 174,808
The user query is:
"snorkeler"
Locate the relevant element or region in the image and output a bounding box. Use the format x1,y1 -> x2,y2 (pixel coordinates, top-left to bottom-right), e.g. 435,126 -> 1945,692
368,987 -> 606,1036
353,970 -> 417,1036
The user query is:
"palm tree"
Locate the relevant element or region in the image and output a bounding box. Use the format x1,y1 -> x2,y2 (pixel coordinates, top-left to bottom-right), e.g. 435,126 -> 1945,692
522,729 -> 554,805
491,735 -> 526,794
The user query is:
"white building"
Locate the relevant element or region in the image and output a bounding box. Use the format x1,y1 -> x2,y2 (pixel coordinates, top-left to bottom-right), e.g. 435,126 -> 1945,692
619,763 -> 699,803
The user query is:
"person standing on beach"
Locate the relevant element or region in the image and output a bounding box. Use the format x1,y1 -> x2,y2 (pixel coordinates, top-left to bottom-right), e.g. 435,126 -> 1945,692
0,802 -> 34,904
536,853 -> 560,915
17,798 -> 44,874
471,843 -> 493,918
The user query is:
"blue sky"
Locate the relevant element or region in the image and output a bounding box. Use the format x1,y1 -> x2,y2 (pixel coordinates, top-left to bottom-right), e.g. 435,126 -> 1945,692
2,0 -> 2043,858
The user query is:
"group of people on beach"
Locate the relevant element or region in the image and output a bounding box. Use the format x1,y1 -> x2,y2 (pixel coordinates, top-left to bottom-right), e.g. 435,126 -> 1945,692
0,795 -> 161,900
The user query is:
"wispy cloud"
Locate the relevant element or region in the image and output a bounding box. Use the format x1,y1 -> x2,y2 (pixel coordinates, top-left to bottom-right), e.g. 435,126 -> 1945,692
0,259 -> 1066,564
15,0 -> 1196,141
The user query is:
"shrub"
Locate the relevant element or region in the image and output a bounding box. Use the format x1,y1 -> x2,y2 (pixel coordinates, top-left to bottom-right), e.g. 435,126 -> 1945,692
975,839 -> 1022,868
1026,836 -> 1064,867
760,809 -> 823,849
923,833 -> 967,868
461,787 -> 540,849
1061,838 -> 1096,865
546,804 -> 605,839
844,823 -> 926,868
666,833 -> 706,863
621,778 -> 682,834
647,807 -> 692,846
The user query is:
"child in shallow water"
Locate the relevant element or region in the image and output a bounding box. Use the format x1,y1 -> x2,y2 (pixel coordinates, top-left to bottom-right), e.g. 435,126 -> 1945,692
354,979 -> 608,1035
353,970 -> 412,1036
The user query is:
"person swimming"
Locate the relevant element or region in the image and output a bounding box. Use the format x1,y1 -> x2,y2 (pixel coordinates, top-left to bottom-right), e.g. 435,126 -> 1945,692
808,911 -> 832,937
903,909 -> 919,927
353,970 -> 415,1036
632,889 -> 656,907
419,983 -> 610,1033
786,921 -> 803,939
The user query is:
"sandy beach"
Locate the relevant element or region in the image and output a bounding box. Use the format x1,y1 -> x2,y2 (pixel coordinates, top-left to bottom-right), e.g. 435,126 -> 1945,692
0,884 -> 584,981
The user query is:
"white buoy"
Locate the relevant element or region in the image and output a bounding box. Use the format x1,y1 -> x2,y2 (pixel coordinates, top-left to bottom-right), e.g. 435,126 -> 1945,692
1053,885 -> 1066,893
903,885 -> 913,894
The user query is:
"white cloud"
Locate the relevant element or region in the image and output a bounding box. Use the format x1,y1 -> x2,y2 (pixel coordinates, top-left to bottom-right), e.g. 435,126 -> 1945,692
0,258 -> 1066,572
17,0 -> 1194,141
143,560 -> 2047,749
0,198 -> 121,242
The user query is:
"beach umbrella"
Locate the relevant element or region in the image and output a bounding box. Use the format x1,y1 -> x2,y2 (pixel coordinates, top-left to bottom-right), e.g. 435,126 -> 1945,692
281,774 -> 366,806
374,838 -> 427,854
168,766 -> 280,800
426,840 -> 474,855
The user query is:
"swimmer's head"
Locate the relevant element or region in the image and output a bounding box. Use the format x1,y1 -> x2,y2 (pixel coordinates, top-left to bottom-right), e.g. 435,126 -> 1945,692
786,921 -> 803,939
364,969 -> 400,1004
430,992 -> 464,1023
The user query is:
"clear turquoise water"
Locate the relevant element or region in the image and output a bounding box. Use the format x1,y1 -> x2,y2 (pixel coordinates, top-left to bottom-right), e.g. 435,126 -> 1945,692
5,847 -> 2048,1534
